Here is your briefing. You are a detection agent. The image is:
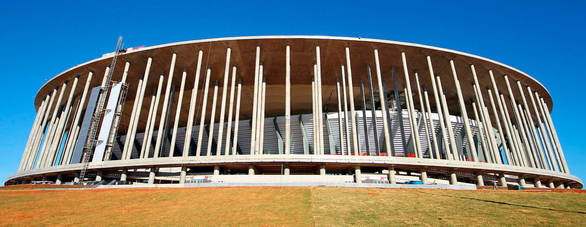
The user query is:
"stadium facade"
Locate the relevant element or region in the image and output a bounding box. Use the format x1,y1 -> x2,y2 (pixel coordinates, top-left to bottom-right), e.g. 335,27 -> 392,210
6,36 -> 581,188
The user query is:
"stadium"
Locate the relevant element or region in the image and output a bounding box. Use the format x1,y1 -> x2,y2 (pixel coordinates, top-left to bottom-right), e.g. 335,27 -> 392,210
5,36 -> 582,189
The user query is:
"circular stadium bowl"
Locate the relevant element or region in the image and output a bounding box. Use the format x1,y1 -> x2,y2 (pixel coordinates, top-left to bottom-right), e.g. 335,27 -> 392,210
7,36 -> 581,189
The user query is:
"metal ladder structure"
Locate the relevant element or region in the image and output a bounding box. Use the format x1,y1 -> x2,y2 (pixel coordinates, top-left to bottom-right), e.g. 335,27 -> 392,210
78,36 -> 123,183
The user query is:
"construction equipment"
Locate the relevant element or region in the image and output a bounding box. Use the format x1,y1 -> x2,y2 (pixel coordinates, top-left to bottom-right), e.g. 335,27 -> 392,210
78,36 -> 124,183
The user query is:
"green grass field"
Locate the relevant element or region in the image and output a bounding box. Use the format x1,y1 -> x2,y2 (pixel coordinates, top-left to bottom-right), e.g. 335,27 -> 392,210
0,187 -> 584,226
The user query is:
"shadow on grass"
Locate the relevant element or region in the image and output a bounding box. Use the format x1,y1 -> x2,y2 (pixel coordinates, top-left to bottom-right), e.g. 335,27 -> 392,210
416,190 -> 586,215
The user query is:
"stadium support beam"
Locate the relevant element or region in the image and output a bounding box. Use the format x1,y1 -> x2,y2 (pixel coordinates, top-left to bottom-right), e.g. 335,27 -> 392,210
345,48 -> 359,156
63,72 -> 93,164
486,88 -> 511,165
401,53 -> 422,158
539,96 -> 568,173
183,50 -> 204,157
473,85 -> 497,163
254,65 -> 265,155
285,45 -> 291,155
316,46 -> 324,155
471,65 -> 501,163
154,53 -> 177,158
450,173 -> 458,185
414,71 -> 432,159
216,48 -> 231,156
224,66 -> 237,156
504,76 -> 535,167
423,91 -> 440,159
123,57 -> 153,160
140,87 -> 157,158
38,82 -> 67,168
143,74 -> 165,158
517,81 -> 544,168
472,101 -> 490,162
48,75 -> 79,166
169,69 -> 187,157
20,96 -> 48,171
104,62 -> 131,160
28,91 -> 52,169
148,168 -> 156,184
449,60 -> 478,162
341,65 -> 351,155
373,50 -> 391,155
476,174 -> 485,186
367,66 -> 380,155
489,70 -> 520,166
336,79 -> 345,155
360,81 -> 370,155
499,174 -> 507,187
527,88 -> 554,170
207,81 -> 220,156
250,46 -> 261,155
499,93 -> 525,166
426,57 -> 450,160
196,67 -> 212,156
259,76 -> 267,154
232,79 -> 242,155
388,168 -> 396,184
436,76 -> 458,160
355,167 -> 362,184
179,167 -> 187,184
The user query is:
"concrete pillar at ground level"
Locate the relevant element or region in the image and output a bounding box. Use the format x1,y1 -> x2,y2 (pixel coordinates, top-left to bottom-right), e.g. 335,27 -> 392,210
55,175 -> 62,185
355,167 -> 362,184
535,179 -> 542,188
73,175 -> 80,184
180,167 -> 187,184
284,166 -> 290,175
95,171 -> 103,182
320,165 -> 326,176
213,166 -> 220,176
499,175 -> 507,187
120,170 -> 127,181
388,169 -> 396,184
248,165 -> 255,175
557,183 -> 565,189
420,171 -> 428,184
476,174 -> 484,186
450,173 -> 458,185
519,178 -> 527,187
548,181 -> 555,189
148,169 -> 156,184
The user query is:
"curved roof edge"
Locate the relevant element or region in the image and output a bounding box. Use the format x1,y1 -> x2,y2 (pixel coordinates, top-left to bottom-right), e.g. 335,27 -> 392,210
35,35 -> 552,108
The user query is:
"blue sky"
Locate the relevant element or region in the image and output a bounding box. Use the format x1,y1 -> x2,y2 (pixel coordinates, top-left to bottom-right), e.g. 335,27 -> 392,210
0,0 -> 584,184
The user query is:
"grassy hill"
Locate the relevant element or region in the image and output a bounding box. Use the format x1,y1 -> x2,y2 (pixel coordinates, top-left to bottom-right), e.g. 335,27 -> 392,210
0,187 -> 584,226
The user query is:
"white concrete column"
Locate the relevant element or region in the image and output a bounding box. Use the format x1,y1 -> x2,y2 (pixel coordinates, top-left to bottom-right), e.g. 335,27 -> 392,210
476,174 -> 485,186
450,173 -> 458,185
50,76 -> 80,165
472,101 -> 490,162
248,165 -> 255,175
517,82 -> 546,168
355,167 -> 362,184
415,72 -> 432,158
499,93 -> 526,166
528,89 -> 554,170
24,95 -> 50,169
213,166 -> 220,176
179,167 -> 187,184
449,60 -> 478,162
535,178 -> 542,188
548,180 -> 555,189
320,165 -> 326,175
216,48 -> 231,156
388,168 -> 396,184
19,96 -> 48,171
196,67 -> 212,156
436,77 -> 458,161
95,171 -> 103,182
120,169 -> 127,181
250,46 -> 261,155
284,165 -> 290,175
254,65 -> 265,155
182,50 -> 204,157
489,71 -> 520,166
123,57 -> 153,160
55,175 -> 62,185
401,53 -> 423,158
169,69 -> 187,157
28,88 -> 58,169
154,53 -> 177,158
423,91 -> 440,159
285,45 -> 291,155
104,62 -> 132,160
499,174 -> 507,187
259,77 -> 267,155
486,89 -> 511,165
420,171 -> 428,184
38,82 -> 67,168
206,81 -> 220,156
231,79 -> 242,155
504,76 -> 535,167
471,66 -> 501,163
316,46 -> 325,155
518,103 -> 541,167
373,50 -> 392,157
539,97 -> 569,173
519,178 -> 527,187
341,65 -> 351,155
345,48 -> 360,156
148,168 -> 156,184
224,66 -> 237,156
121,77 -> 144,160
336,79 -> 345,155
426,57 -> 451,160
140,88 -> 158,158
143,74 -> 165,158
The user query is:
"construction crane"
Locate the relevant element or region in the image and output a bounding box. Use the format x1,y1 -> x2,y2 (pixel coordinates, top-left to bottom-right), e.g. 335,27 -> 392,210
78,36 -> 123,183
